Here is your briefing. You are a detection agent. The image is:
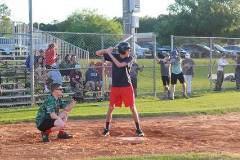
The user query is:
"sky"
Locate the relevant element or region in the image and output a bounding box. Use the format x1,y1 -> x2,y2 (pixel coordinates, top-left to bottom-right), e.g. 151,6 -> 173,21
1,0 -> 175,23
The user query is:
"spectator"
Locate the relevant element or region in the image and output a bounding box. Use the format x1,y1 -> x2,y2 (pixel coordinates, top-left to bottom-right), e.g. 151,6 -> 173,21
70,66 -> 83,92
214,53 -> 228,91
70,54 -> 80,68
47,65 -> 62,86
182,53 -> 195,97
35,49 -> 45,67
170,50 -> 187,100
85,62 -> 101,91
130,59 -> 143,97
95,61 -> 104,87
25,50 -> 38,71
45,43 -> 58,68
155,53 -> 171,99
35,56 -> 47,83
95,61 -> 103,79
59,54 -> 72,77
234,52 -> 240,90
104,62 -> 112,90
35,83 -> 77,142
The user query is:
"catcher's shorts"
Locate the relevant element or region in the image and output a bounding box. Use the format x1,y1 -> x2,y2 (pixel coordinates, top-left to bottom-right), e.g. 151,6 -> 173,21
37,119 -> 55,131
110,86 -> 135,108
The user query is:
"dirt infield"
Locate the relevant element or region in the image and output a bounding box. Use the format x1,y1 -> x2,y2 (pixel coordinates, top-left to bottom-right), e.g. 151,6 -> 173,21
1,113 -> 240,160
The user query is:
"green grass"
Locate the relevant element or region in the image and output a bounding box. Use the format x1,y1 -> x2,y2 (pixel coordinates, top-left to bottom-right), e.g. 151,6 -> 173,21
94,153 -> 240,160
0,90 -> 239,124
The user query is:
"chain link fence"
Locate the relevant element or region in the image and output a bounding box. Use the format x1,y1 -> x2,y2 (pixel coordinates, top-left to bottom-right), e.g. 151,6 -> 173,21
172,35 -> 238,92
1,32 -> 239,107
0,30 -> 159,107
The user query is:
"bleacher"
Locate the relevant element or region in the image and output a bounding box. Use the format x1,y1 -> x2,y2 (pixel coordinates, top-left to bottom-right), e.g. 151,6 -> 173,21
0,22 -> 90,107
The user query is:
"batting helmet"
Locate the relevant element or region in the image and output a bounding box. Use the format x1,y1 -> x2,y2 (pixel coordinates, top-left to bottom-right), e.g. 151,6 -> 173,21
117,42 -> 131,54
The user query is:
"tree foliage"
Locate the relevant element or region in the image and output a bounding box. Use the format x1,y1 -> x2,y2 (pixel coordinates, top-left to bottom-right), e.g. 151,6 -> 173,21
0,3 -> 12,34
154,0 -> 240,44
131,0 -> 240,45
40,9 -> 123,34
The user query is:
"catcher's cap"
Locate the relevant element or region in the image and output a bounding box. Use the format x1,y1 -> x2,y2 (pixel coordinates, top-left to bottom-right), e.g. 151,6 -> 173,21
118,42 -> 131,54
51,83 -> 62,92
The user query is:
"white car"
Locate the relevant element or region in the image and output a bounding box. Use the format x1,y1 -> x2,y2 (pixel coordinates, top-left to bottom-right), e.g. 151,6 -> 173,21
135,44 -> 151,58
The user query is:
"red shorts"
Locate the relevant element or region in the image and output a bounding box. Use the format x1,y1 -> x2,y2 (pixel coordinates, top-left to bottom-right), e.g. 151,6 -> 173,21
109,86 -> 135,108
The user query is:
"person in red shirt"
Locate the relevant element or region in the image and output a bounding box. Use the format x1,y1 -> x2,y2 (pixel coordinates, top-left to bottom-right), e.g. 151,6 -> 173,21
45,43 -> 58,68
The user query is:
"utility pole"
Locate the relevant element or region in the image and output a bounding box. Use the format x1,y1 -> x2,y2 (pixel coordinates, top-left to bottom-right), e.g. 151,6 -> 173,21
122,0 -> 140,57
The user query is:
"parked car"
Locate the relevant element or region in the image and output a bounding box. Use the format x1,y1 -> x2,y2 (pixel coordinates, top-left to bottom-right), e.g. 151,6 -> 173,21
181,44 -> 219,58
223,45 -> 240,52
137,42 -> 166,55
213,44 -> 233,55
0,45 -> 13,55
135,43 -> 151,58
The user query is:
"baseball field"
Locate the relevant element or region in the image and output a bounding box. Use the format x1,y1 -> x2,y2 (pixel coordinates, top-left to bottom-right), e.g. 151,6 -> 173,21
0,58 -> 239,160
1,90 -> 240,160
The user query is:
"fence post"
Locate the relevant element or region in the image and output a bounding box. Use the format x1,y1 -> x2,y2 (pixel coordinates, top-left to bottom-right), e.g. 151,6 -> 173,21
29,0 -> 35,106
153,33 -> 157,97
101,34 -> 104,50
100,35 -> 105,98
171,35 -> 174,51
209,37 -> 213,89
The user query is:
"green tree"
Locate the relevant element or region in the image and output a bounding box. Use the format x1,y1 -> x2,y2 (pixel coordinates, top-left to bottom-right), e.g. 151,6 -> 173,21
0,3 -> 12,34
138,16 -> 157,33
60,9 -> 122,34
154,0 -> 240,45
39,9 -> 123,57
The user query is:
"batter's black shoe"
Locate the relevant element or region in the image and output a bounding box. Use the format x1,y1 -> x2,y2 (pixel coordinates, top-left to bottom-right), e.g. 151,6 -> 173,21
103,128 -> 110,136
136,129 -> 144,137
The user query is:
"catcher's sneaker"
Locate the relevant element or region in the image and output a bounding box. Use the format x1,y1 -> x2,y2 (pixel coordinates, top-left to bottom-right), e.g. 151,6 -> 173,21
41,132 -> 50,142
103,128 -> 110,136
57,132 -> 73,139
136,129 -> 144,137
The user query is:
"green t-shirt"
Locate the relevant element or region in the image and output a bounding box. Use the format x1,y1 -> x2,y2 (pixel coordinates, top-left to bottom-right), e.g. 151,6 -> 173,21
35,95 -> 67,127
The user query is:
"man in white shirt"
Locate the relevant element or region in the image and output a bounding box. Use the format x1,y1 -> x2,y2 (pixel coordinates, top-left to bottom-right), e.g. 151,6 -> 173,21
214,54 -> 228,91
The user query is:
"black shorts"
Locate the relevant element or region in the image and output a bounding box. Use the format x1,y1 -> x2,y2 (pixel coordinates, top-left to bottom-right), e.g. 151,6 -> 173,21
37,119 -> 55,131
161,76 -> 170,86
171,72 -> 185,85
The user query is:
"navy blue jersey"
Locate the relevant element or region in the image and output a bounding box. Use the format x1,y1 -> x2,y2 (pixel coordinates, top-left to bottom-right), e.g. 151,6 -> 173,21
104,54 -> 133,87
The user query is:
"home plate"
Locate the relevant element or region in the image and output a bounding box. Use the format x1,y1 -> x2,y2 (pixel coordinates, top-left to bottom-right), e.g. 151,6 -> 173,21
116,137 -> 146,144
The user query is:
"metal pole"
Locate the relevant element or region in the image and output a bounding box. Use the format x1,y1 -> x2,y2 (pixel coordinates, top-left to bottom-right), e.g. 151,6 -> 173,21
101,34 -> 104,49
29,0 -> 35,106
171,35 -> 174,51
209,38 -> 213,89
153,33 -> 157,97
